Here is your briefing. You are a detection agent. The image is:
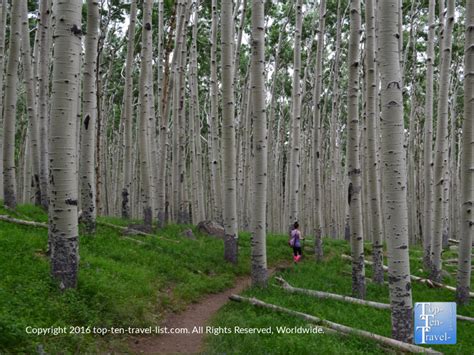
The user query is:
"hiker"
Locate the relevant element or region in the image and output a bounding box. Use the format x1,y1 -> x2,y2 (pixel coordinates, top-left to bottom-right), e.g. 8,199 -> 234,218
290,221 -> 304,263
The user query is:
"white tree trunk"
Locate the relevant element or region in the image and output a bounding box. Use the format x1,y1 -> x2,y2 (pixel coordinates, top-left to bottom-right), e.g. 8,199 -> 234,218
80,0 -> 99,233
2,0 -> 22,208
49,0 -> 82,289
456,1 -> 474,305
288,0 -> 303,230
221,0 -> 238,264
0,0 -> 7,200
379,0 -> 414,342
347,0 -> 365,299
431,0 -> 454,282
250,0 -> 267,286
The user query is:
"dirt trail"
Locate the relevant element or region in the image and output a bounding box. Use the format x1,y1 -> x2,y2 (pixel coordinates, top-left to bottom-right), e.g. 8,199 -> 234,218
128,265 -> 290,354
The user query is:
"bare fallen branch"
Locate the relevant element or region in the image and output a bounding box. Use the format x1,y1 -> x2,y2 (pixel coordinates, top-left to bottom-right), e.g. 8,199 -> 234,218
341,254 -> 474,298
275,276 -> 390,310
276,277 -> 474,323
229,295 -> 440,354
97,221 -> 179,243
0,214 -> 48,228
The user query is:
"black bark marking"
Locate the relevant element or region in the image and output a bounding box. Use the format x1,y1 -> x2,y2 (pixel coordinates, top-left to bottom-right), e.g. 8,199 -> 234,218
84,115 -> 90,130
145,22 -> 151,31
70,24 -> 83,37
348,183 -> 353,205
65,198 -> 78,206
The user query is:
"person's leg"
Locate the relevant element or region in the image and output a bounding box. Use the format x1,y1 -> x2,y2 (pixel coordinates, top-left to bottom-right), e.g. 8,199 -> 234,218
293,247 -> 298,256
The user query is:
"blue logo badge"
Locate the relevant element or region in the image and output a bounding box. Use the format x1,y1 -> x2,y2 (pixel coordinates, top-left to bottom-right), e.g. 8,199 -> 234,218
414,302 -> 456,344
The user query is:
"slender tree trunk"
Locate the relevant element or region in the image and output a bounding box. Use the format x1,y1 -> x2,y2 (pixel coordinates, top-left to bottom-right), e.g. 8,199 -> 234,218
20,0 -> 41,206
2,0 -> 22,209
80,0 -> 99,233
121,0 -> 137,220
49,0 -> 82,289
312,0 -> 326,261
379,0 -> 414,343
250,0 -> 267,286
347,0 -> 365,299
138,0 -> 154,228
209,0 -> 222,222
288,0 -> 303,230
221,0 -> 238,264
0,0 -> 6,200
423,0 -> 436,270
365,0 -> 384,283
456,1 -> 474,305
37,0 -> 52,210
431,0 -> 454,282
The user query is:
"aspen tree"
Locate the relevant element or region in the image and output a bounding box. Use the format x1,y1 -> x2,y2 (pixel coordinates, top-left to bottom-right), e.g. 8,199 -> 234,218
138,0 -> 154,228
20,0 -> 41,206
0,0 -> 6,199
423,0 -> 436,270
49,0 -> 82,289
80,0 -> 99,233
313,0 -> 326,261
288,0 -> 303,230
431,0 -> 454,282
365,0 -> 384,283
347,0 -> 365,299
456,0 -> 474,306
37,0 -> 52,210
122,0 -> 137,220
2,0 -> 22,209
379,0 -> 414,342
250,0 -> 267,286
221,0 -> 238,264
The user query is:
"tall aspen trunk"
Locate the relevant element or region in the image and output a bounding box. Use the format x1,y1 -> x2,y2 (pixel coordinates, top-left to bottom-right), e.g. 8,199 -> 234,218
190,2 -> 205,223
122,0 -> 137,220
209,0 -> 222,222
221,0 -> 238,264
347,0 -> 365,299
0,0 -> 6,200
456,1 -> 474,306
2,0 -> 22,209
423,0 -> 436,270
365,0 -> 384,284
38,0 -> 52,210
20,0 -> 41,206
80,0 -> 99,233
379,0 -> 414,343
431,0 -> 454,283
49,0 -> 82,289
288,0 -> 303,230
312,0 -> 326,261
138,0 -> 154,228
250,0 -> 267,286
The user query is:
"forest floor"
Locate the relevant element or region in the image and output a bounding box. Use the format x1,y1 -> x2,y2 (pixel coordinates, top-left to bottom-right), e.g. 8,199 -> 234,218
0,203 -> 290,353
127,263 -> 291,353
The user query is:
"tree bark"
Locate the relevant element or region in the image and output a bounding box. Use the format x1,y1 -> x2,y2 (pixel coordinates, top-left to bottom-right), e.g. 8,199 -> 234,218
250,0 -> 267,286
378,0 -> 414,342
0,0 -> 6,200
431,0 -> 454,283
347,0 -> 365,299
80,0 -> 99,234
48,0 -> 82,290
2,0 -> 22,209
221,0 -> 239,264
456,1 -> 474,305
121,0 -> 137,220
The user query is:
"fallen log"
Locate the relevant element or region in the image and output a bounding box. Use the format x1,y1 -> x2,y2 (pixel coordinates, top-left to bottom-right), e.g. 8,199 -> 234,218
341,254 -> 474,298
275,276 -> 390,310
229,295 -> 440,354
0,215 -> 48,228
276,277 -> 474,323
97,221 -> 179,243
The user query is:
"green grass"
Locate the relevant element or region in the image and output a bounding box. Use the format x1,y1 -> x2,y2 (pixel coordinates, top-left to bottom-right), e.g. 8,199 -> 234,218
0,203 -> 290,353
205,239 -> 474,354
